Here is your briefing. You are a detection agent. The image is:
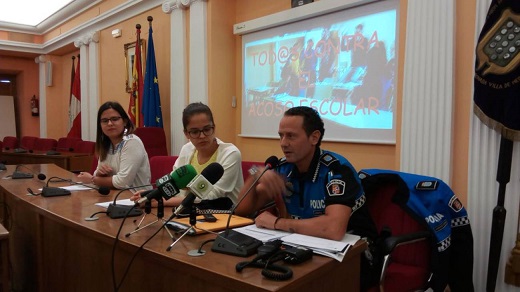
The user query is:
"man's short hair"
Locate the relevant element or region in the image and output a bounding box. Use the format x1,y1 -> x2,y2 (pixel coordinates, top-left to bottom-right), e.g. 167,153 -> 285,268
284,106 -> 325,146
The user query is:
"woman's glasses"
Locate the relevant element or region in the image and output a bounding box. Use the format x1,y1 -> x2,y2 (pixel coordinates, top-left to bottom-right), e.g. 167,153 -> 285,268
186,126 -> 215,139
100,116 -> 122,124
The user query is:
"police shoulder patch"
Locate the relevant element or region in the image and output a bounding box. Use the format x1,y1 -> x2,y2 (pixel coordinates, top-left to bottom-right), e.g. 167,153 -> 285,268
449,195 -> 463,212
326,179 -> 345,196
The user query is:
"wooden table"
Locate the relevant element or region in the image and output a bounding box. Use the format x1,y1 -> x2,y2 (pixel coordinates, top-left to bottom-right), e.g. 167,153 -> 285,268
0,164 -> 366,292
0,150 -> 93,172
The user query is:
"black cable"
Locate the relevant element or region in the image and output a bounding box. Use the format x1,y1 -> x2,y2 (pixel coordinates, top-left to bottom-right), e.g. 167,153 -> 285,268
197,239 -> 215,253
27,188 -> 41,196
111,204 -> 138,292
114,202 -> 177,291
88,211 -> 108,218
235,248 -> 293,281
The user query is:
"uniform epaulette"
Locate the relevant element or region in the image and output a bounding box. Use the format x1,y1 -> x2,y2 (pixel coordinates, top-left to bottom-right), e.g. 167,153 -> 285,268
415,180 -> 439,191
320,152 -> 338,167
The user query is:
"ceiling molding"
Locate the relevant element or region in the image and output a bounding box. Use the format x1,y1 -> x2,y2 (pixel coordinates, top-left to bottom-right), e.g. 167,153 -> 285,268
0,0 -> 164,56
0,0 -> 103,35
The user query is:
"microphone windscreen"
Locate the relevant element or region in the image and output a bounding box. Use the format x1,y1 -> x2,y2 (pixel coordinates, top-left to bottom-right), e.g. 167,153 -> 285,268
98,187 -> 110,195
264,156 -> 279,169
168,164 -> 198,188
37,173 -> 47,180
201,162 -> 224,184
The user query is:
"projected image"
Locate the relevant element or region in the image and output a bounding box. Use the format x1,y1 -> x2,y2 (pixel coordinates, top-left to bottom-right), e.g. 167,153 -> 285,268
241,2 -> 398,143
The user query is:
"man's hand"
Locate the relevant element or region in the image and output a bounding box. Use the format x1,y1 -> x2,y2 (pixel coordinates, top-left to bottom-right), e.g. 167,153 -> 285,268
255,211 -> 278,230
255,169 -> 286,201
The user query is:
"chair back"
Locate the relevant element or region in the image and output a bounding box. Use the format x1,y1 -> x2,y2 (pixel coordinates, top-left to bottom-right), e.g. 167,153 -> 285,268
75,141 -> 95,154
2,136 -> 18,150
20,136 -> 38,150
33,138 -> 58,151
149,156 -> 178,186
57,137 -> 82,152
362,174 -> 431,291
133,127 -> 168,158
90,155 -> 98,174
358,169 -> 474,291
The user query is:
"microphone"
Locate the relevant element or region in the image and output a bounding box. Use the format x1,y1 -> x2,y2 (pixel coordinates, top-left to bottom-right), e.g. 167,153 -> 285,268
164,164 -> 226,253
137,164 -> 198,204
44,176 -> 111,195
186,162 -> 225,199
104,184 -> 153,219
12,164 -> 47,180
173,162 -> 225,216
13,147 -> 28,153
173,193 -> 197,217
56,147 -> 75,152
211,156 -> 279,257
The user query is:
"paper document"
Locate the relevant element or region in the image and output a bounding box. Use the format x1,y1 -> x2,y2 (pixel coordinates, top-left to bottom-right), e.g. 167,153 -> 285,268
95,199 -> 135,208
59,185 -> 93,191
233,225 -> 291,242
282,233 -> 360,262
233,225 -> 361,262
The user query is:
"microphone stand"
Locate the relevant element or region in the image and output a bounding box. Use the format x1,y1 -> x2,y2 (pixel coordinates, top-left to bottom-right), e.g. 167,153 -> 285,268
125,198 -> 175,240
132,201 -> 153,229
166,205 -> 198,252
211,160 -> 278,257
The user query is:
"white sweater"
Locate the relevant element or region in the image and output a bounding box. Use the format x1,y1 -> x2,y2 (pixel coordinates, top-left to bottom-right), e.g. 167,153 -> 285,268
173,138 -> 243,203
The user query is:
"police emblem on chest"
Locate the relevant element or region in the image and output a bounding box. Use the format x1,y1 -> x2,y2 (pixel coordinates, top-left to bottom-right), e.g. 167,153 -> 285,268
327,179 -> 345,196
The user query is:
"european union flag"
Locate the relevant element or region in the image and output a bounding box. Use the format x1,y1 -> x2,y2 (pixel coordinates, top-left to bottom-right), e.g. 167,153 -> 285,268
142,17 -> 163,128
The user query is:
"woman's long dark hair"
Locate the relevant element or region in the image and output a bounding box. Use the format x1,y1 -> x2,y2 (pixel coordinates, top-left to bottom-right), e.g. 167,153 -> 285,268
95,101 -> 135,160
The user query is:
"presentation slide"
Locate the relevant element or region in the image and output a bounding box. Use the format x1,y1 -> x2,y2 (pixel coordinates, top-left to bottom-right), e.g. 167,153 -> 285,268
241,1 -> 398,144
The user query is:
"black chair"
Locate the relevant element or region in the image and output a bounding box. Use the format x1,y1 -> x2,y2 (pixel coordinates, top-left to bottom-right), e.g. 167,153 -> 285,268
356,169 -> 474,292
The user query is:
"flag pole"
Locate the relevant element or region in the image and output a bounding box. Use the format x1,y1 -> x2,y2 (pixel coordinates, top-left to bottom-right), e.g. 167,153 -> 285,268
487,136 -> 514,291
142,15 -> 163,128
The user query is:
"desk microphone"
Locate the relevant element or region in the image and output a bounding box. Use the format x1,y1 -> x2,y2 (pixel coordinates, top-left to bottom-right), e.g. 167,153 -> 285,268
12,164 -> 47,180
44,176 -> 111,195
107,184 -> 153,219
137,164 -> 198,204
211,156 -> 279,257
56,147 -> 75,152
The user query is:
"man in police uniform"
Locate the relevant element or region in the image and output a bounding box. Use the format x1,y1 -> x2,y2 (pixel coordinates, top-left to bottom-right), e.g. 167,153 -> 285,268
235,106 -> 366,240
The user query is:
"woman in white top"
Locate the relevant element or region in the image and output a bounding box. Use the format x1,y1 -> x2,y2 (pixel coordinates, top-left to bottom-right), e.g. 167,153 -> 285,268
132,102 -> 243,209
77,101 -> 151,191
173,102 -> 244,209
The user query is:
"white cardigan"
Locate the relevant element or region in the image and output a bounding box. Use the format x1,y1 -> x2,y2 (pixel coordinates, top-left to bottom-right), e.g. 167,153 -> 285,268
173,138 -> 243,203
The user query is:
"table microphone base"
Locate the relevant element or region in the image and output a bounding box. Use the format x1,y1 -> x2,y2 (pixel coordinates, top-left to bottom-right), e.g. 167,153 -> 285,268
107,203 -> 143,219
211,229 -> 262,257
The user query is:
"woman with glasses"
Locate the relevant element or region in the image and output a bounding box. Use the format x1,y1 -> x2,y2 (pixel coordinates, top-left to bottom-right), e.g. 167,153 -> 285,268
173,102 -> 244,209
77,101 -> 151,191
132,102 -> 243,209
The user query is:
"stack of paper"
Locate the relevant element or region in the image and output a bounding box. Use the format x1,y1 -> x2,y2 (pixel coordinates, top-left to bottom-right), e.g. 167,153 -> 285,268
232,225 -> 360,262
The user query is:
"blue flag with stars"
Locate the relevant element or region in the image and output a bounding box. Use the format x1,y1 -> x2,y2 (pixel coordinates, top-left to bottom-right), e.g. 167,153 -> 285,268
142,21 -> 163,127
